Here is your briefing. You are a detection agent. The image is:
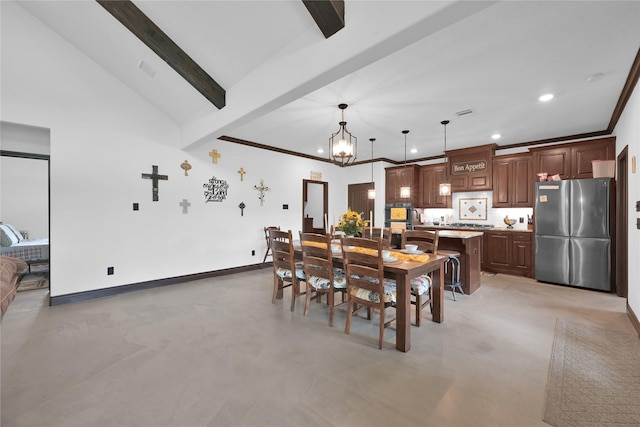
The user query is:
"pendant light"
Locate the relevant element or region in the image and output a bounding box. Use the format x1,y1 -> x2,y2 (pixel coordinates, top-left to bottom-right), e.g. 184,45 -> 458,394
439,120 -> 452,196
368,138 -> 376,199
329,103 -> 357,166
400,130 -> 411,198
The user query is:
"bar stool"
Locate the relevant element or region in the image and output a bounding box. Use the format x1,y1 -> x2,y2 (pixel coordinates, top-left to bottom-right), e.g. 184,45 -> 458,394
438,249 -> 464,300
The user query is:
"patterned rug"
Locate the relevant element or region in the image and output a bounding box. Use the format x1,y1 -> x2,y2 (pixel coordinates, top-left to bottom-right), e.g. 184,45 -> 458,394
17,274 -> 49,292
543,320 -> 640,426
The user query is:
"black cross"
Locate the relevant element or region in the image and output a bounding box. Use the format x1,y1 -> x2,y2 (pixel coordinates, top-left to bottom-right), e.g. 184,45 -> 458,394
239,202 -> 246,216
141,165 -> 168,201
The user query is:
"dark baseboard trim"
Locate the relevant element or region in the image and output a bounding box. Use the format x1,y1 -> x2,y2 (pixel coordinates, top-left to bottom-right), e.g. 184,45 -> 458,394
49,263 -> 271,306
628,302 -> 640,339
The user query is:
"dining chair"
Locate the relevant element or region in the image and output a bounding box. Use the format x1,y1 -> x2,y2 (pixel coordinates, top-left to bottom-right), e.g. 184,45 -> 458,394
401,229 -> 439,326
263,226 -> 280,263
270,229 -> 306,311
362,227 -> 392,248
341,236 -> 397,349
299,232 -> 347,327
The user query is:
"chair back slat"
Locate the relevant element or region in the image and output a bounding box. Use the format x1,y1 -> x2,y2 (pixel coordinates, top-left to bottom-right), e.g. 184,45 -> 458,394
401,229 -> 439,254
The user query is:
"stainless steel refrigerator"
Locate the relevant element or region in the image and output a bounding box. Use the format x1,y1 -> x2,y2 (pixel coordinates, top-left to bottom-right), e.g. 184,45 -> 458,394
534,178 -> 612,291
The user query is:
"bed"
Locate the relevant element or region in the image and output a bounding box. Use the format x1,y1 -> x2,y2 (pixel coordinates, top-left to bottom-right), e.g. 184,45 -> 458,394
0,224 -> 49,266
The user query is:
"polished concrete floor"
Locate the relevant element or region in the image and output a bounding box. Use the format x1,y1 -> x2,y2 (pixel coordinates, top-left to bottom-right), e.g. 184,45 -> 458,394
1,269 -> 634,427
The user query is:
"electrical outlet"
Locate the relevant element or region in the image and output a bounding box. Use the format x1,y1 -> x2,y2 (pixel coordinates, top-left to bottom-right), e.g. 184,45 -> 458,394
283,204 -> 288,210
251,250 -> 255,256
133,203 -> 139,211
107,266 -> 114,275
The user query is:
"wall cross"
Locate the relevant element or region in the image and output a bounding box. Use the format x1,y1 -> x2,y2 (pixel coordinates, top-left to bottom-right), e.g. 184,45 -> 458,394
141,165 -> 168,202
238,167 -> 246,181
180,199 -> 191,214
209,149 -> 221,164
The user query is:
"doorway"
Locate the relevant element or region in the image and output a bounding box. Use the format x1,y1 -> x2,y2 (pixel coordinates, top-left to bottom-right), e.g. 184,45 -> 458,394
616,146 -> 628,298
302,179 -> 328,234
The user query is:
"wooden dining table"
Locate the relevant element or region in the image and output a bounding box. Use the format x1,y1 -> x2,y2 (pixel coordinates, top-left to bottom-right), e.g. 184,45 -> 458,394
294,244 -> 448,352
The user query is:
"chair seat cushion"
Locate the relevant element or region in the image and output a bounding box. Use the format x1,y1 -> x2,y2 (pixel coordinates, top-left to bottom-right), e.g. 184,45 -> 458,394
307,268 -> 346,290
350,278 -> 397,303
410,275 -> 432,296
276,262 -> 306,281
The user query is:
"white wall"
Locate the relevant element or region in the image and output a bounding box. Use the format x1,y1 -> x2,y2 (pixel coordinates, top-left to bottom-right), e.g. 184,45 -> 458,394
0,1 -> 357,297
614,79 -> 640,321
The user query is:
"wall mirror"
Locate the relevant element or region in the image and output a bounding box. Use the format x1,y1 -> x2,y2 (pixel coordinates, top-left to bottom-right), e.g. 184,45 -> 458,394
302,179 -> 328,234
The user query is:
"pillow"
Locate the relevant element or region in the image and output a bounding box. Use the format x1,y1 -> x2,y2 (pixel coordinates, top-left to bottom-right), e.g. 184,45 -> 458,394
0,225 -> 19,247
5,224 -> 23,242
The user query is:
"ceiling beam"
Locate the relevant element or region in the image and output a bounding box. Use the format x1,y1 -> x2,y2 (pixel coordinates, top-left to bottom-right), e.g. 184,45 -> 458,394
302,0 -> 345,38
96,0 -> 226,109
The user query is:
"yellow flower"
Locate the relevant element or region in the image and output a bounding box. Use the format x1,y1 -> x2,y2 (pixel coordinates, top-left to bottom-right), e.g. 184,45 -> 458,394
338,209 -> 369,236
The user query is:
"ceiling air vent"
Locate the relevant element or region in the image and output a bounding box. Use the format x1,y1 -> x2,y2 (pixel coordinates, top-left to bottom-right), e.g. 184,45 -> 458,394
455,109 -> 473,117
138,60 -> 158,79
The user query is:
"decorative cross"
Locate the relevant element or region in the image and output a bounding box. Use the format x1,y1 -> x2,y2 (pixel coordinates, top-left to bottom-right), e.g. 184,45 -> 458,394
209,149 -> 221,164
253,179 -> 271,206
141,165 -> 168,202
239,202 -> 246,216
238,167 -> 246,181
180,199 -> 191,214
180,160 -> 192,176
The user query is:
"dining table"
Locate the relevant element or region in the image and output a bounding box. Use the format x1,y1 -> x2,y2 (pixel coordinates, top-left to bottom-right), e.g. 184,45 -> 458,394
294,241 -> 448,352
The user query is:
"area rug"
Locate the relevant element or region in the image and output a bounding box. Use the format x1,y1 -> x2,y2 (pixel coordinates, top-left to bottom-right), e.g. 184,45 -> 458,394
543,319 -> 640,426
16,274 -> 49,292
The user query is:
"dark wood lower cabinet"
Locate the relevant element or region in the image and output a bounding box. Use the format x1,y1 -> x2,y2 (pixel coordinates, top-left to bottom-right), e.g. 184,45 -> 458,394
438,234 -> 482,295
482,230 -> 533,278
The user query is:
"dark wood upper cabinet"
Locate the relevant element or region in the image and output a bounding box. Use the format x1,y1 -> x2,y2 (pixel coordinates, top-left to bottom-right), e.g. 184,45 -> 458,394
385,165 -> 419,205
446,144 -> 496,192
417,163 -> 451,208
492,153 -> 533,207
530,137 -> 615,180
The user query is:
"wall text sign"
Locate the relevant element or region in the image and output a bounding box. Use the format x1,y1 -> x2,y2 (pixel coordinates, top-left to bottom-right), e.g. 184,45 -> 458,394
452,160 -> 488,175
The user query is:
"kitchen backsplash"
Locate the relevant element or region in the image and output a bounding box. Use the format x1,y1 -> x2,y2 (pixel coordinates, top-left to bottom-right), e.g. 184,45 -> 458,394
417,191 -> 533,230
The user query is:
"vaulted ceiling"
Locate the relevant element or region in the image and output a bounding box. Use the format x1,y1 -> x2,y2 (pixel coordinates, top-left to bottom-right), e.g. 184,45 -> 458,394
18,1 -> 640,164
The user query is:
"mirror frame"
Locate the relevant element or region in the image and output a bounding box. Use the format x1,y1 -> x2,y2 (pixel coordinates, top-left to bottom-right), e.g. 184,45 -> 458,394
302,179 -> 328,234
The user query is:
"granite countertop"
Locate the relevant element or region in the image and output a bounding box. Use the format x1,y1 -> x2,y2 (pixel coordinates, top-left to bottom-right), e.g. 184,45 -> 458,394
436,230 -> 484,239
414,224 -> 533,233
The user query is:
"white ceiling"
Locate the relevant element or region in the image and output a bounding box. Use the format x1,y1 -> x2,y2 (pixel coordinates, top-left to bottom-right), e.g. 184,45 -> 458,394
18,0 -> 640,164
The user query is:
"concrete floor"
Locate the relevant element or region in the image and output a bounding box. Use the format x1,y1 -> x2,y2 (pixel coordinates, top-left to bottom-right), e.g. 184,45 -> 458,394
1,270 -> 634,427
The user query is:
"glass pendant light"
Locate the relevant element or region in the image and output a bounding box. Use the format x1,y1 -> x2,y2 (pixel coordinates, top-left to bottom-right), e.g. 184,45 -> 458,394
439,120 -> 452,196
368,138 -> 376,199
329,103 -> 357,166
400,130 -> 411,198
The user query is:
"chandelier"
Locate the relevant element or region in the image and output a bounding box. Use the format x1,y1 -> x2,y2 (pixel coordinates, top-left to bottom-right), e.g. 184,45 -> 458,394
329,103 -> 357,166
400,130 -> 411,198
439,120 -> 452,196
368,138 -> 376,199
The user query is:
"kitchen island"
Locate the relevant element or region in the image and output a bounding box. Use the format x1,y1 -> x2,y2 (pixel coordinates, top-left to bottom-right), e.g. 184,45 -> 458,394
414,227 -> 484,295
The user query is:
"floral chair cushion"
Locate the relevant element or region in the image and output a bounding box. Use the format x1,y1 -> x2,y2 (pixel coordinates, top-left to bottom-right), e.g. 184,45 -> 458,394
307,268 -> 347,290
349,277 -> 397,304
276,261 -> 306,281
410,275 -> 431,296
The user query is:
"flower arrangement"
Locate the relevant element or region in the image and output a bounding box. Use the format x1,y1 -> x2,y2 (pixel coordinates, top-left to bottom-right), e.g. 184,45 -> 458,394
337,209 -> 369,236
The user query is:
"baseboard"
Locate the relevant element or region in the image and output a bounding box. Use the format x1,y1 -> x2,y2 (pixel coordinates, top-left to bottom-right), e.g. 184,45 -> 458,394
628,302 -> 640,338
50,263 -> 271,306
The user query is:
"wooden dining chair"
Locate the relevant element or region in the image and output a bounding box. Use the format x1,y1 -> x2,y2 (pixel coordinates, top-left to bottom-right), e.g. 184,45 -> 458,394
341,236 -> 397,349
401,229 -> 439,326
362,227 -> 392,248
299,232 -> 347,327
263,226 -> 280,263
269,229 -> 306,311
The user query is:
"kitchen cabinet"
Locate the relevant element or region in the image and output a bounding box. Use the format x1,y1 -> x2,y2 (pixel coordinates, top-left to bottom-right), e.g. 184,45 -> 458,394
446,144 -> 496,192
482,230 -> 533,278
530,137 -> 615,180
417,163 -> 451,208
385,165 -> 419,204
492,153 -> 533,207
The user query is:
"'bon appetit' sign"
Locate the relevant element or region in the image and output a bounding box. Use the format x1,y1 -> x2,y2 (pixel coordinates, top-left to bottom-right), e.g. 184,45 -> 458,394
452,160 -> 488,175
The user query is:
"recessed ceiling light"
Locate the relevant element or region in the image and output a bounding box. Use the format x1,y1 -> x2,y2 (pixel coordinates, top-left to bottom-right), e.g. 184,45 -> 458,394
317,148 -> 324,154
539,93 -> 554,102
410,148 -> 417,154
491,134 -> 501,140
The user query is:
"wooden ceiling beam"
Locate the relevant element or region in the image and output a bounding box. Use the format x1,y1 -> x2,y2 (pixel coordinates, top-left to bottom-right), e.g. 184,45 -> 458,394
97,0 -> 226,109
302,0 -> 345,38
